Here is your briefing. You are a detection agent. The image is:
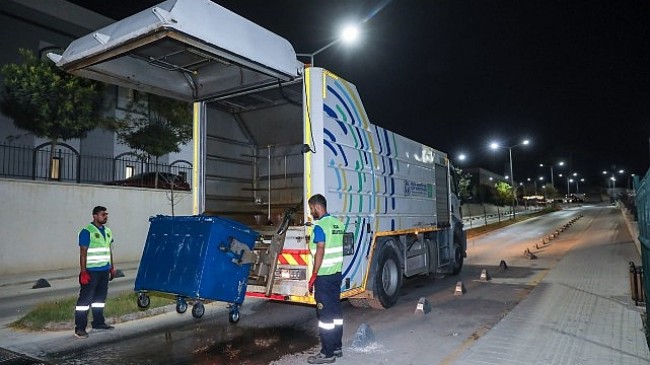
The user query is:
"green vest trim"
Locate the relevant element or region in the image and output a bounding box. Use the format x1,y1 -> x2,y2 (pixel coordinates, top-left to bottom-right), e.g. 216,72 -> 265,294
310,215 -> 344,275
83,223 -> 112,268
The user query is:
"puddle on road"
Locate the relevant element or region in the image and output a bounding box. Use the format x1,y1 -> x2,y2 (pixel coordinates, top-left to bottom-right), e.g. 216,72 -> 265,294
47,326 -> 318,365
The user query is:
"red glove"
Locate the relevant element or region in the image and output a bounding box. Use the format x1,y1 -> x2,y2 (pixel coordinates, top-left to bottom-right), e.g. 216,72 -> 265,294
79,270 -> 91,285
109,266 -> 116,281
308,273 -> 317,294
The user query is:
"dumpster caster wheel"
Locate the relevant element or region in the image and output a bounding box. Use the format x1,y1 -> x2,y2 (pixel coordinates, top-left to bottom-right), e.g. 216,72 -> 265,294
192,301 -> 205,318
176,298 -> 188,314
137,293 -> 150,309
228,308 -> 240,324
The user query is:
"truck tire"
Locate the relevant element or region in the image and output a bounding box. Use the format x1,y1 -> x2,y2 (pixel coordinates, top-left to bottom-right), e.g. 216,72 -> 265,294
451,244 -> 464,275
368,245 -> 402,309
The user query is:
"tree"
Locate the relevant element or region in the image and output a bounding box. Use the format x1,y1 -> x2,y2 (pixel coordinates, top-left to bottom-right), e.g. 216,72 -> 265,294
114,93 -> 192,189
494,181 -> 514,206
454,167 -> 473,202
542,183 -> 559,200
1,48 -> 105,177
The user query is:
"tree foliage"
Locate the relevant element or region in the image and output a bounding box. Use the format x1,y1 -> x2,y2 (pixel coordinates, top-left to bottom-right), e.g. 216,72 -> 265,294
115,93 -> 192,159
542,183 -> 559,199
494,181 -> 514,206
454,167 -> 473,202
0,48 -> 105,142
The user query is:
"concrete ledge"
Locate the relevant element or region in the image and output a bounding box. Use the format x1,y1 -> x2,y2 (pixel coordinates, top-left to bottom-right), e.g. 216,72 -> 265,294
619,205 -> 642,256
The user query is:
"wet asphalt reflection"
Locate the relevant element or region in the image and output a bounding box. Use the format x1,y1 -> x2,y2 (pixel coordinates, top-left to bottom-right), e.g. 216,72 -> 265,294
47,323 -> 318,364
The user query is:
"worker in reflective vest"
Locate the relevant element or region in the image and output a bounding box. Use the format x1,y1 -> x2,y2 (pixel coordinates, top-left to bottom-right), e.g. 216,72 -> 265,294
74,205 -> 116,339
307,194 -> 344,364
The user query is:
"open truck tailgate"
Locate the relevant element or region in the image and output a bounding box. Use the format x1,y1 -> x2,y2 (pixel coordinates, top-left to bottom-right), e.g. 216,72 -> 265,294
48,0 -> 302,102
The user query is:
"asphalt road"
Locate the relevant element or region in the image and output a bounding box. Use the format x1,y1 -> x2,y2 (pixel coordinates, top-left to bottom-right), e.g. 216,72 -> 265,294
37,205 -> 597,364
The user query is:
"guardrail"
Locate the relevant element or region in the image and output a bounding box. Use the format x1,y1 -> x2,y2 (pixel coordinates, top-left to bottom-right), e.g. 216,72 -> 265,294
633,171 -> 650,342
462,206 -> 544,228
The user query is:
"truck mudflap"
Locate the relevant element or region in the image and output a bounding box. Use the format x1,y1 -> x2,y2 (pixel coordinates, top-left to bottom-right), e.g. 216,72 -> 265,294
48,0 -> 302,102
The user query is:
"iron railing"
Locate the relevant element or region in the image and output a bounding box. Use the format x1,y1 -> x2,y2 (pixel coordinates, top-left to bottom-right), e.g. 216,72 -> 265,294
0,143 -> 192,187
633,170 -> 650,343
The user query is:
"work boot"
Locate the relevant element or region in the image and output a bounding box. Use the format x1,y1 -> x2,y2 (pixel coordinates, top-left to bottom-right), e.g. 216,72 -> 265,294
333,349 -> 343,358
74,329 -> 88,339
92,323 -> 114,330
307,352 -> 336,364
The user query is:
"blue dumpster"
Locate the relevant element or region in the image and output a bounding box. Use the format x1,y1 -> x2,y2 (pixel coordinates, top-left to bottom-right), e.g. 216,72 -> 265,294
134,215 -> 259,322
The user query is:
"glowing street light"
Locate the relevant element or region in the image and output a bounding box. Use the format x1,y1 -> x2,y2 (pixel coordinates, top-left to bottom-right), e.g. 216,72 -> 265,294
539,160 -> 564,188
490,139 -> 530,218
297,24 -> 361,66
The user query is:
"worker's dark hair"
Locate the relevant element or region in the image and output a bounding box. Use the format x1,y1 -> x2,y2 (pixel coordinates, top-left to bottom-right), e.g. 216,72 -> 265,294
92,206 -> 107,215
308,194 -> 327,209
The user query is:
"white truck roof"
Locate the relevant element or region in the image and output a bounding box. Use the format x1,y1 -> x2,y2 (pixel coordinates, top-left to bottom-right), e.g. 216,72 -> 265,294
49,0 -> 303,102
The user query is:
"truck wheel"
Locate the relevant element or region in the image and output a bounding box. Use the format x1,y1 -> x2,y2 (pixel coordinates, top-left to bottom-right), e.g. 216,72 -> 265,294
451,245 -> 464,275
369,245 -> 402,309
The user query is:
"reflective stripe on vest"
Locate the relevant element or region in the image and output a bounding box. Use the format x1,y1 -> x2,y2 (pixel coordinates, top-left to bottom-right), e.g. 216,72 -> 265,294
83,224 -> 112,268
310,215 -> 344,275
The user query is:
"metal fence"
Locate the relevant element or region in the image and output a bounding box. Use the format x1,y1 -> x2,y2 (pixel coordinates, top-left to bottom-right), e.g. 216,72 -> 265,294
633,170 -> 650,340
0,143 -> 192,186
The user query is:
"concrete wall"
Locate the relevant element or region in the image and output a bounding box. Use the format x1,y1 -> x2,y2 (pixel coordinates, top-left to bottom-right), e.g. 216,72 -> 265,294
0,179 -> 192,275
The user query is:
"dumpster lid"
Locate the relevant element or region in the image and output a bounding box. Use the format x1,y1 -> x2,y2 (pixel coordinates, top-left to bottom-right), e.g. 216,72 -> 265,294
48,0 -> 303,102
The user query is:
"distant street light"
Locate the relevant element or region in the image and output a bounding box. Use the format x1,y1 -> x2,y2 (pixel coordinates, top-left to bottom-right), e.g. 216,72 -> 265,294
297,24 -> 360,66
539,160 -> 564,188
490,139 -> 530,218
602,168 -> 626,202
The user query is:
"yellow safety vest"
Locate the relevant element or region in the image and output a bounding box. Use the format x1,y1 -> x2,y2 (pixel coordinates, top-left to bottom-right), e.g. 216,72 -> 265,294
83,224 -> 112,269
310,216 -> 344,275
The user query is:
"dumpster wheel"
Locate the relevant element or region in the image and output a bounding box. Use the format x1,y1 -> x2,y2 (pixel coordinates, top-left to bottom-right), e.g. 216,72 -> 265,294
228,304 -> 240,324
176,297 -> 188,314
192,301 -> 205,318
137,292 -> 150,309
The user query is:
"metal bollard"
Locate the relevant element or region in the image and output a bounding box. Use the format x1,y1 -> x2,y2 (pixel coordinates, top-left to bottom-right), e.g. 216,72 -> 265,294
629,262 -> 645,306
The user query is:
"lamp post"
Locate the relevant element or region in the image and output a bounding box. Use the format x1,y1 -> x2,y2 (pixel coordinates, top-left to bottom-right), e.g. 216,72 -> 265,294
490,139 -> 530,219
602,169 -> 625,202
296,24 -> 360,66
576,178 -> 584,194
539,161 -> 564,188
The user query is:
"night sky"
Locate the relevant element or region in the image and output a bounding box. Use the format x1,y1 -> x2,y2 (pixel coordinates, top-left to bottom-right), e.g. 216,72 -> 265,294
68,0 -> 650,189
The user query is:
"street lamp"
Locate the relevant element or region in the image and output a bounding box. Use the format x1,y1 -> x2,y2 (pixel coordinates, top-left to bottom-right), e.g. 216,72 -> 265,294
539,161 -> 564,188
602,168 -> 625,202
490,139 -> 530,218
296,24 -> 360,66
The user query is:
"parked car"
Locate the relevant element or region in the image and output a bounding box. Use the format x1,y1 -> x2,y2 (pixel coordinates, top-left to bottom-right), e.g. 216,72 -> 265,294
104,172 -> 190,190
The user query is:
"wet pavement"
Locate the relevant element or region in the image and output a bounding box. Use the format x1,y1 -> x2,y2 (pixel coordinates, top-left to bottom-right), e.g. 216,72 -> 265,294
47,324 -> 317,365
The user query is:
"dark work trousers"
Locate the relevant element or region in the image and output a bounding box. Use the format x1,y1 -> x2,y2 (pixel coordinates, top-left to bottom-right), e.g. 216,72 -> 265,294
75,270 -> 109,330
314,272 -> 343,357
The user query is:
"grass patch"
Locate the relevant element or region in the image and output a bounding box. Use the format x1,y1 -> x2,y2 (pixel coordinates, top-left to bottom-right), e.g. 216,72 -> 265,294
466,206 -> 558,239
10,291 -> 174,331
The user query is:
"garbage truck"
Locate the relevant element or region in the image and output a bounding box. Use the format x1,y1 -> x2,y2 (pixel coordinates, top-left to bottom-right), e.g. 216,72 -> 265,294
50,0 -> 466,309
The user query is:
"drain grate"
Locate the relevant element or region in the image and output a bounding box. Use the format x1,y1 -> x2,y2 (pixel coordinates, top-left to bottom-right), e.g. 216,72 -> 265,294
0,348 -> 51,365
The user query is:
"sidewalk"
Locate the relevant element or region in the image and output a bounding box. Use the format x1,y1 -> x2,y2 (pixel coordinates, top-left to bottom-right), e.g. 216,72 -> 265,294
448,206 -> 650,365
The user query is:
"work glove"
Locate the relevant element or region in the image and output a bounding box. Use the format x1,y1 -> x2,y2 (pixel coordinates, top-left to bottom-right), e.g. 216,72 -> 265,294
109,266 -> 116,281
79,270 -> 91,285
308,273 -> 317,294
